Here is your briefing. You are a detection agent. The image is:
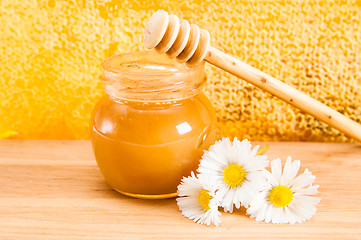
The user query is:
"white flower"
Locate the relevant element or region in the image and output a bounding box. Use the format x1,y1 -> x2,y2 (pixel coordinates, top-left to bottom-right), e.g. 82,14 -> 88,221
198,138 -> 268,212
247,156 -> 321,224
176,172 -> 222,226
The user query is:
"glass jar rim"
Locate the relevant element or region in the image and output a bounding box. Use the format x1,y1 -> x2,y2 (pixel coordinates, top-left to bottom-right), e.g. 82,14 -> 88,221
102,50 -> 205,77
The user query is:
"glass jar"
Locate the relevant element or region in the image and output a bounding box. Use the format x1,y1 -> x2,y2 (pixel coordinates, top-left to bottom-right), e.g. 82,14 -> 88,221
90,51 -> 218,199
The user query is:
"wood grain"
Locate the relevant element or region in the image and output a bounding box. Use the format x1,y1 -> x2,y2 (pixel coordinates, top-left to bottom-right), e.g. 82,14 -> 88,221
0,140 -> 360,239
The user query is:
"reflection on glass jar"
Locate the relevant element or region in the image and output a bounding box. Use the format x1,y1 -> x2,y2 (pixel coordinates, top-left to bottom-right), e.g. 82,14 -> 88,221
91,51 -> 218,199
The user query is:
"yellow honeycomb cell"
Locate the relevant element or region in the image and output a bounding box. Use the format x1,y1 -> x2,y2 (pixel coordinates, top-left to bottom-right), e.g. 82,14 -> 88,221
0,0 -> 360,141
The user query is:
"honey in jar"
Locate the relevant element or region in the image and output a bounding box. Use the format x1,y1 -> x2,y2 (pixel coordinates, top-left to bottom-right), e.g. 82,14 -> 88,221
91,51 -> 218,199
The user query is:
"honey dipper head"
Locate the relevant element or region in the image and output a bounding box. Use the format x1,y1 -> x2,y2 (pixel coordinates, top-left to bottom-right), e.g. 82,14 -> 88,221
143,10 -> 210,67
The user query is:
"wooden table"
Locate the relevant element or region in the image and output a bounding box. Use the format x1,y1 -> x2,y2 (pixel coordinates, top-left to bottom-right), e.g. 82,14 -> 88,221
1,140 -> 360,239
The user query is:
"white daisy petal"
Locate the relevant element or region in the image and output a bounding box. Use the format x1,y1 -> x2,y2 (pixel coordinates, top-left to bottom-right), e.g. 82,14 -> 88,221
264,203 -> 275,223
245,154 -> 268,171
262,168 -> 272,180
291,168 -> 316,190
294,185 -> 319,195
272,207 -> 284,224
222,187 -> 237,212
270,158 -> 282,184
293,195 -> 321,206
284,207 -> 296,224
247,191 -> 267,215
248,157 -> 320,224
281,157 -> 300,186
249,144 -> 260,159
289,198 -> 317,223
246,171 -> 267,187
254,204 -> 267,221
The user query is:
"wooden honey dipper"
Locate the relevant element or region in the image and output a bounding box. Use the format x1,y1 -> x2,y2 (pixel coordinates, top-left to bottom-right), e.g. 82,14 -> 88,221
143,10 -> 361,142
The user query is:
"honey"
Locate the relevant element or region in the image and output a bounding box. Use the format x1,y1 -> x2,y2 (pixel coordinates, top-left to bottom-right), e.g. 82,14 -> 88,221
91,51 -> 218,199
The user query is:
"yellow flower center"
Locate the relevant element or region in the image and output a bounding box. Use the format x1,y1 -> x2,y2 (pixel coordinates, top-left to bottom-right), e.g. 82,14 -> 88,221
269,186 -> 293,208
223,163 -> 246,187
198,189 -> 212,211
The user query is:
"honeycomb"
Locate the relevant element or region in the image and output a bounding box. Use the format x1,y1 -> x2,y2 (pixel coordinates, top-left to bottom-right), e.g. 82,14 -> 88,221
0,0 -> 360,141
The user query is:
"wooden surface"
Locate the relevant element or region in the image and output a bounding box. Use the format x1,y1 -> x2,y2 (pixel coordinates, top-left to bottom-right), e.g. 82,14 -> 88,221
1,140 -> 360,239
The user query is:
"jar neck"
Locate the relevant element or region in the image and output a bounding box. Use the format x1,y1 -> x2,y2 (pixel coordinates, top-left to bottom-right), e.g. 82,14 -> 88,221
100,51 -> 206,102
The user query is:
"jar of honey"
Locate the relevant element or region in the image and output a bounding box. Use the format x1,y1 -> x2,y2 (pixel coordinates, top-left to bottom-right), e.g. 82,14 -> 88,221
91,51 -> 218,199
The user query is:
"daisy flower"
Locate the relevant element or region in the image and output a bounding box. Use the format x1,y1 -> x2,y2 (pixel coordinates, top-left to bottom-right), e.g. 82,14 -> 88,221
198,138 -> 268,213
247,156 -> 321,224
176,172 -> 222,226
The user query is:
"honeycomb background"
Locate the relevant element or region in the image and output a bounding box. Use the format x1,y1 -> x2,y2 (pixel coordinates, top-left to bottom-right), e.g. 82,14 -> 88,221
0,0 -> 360,141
